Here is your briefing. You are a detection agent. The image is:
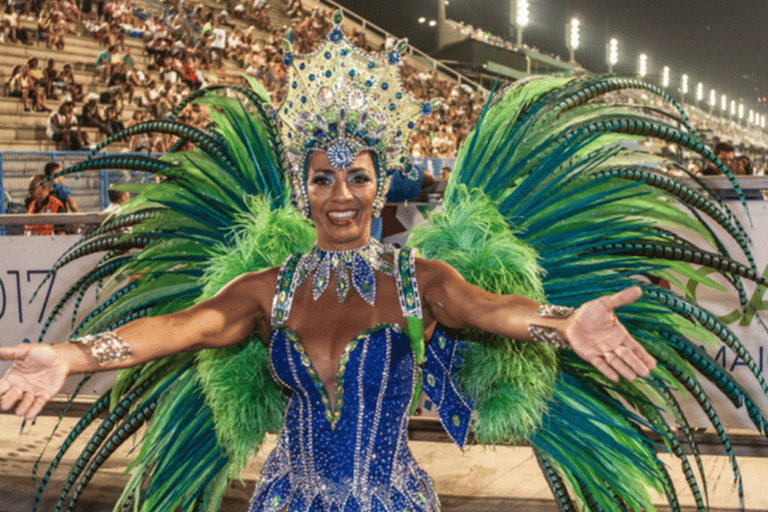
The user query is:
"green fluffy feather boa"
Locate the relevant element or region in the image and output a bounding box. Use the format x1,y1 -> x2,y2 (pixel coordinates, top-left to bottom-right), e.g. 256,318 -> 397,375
409,185 -> 557,443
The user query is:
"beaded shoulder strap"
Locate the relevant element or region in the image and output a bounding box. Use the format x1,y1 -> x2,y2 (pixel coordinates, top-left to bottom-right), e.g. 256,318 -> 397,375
271,253 -> 304,326
394,248 -> 425,365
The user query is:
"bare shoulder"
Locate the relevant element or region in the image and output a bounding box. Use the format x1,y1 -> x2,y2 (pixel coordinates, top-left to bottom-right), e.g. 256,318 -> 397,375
413,257 -> 464,289
216,267 -> 280,310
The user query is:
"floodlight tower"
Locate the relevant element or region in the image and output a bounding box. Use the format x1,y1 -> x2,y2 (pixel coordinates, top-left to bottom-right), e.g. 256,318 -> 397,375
606,38 -> 618,73
709,89 -> 716,113
696,82 -> 703,106
661,66 -> 669,88
511,0 -> 529,46
566,18 -> 580,64
680,74 -> 689,104
637,54 -> 648,79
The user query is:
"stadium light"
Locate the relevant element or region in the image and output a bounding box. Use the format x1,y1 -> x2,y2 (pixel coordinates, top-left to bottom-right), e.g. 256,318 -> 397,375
512,0 -> 530,45
661,66 -> 669,88
418,17 -> 426,23
606,38 -> 618,73
638,54 -> 648,78
566,18 -> 580,64
709,89 -> 716,108
681,74 -> 689,95
762,116 -> 766,129
428,19 -> 437,27
749,109 -> 754,125
721,94 -> 727,112
730,99 -> 736,117
696,82 -> 703,103
738,102 -> 744,120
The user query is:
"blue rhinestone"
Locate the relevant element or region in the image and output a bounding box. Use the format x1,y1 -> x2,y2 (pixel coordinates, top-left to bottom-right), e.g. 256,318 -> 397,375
292,81 -> 297,88
368,61 -> 375,69
388,103 -> 396,111
400,156 -> 407,163
340,48 -> 348,56
330,28 -> 343,42
349,69 -> 356,78
284,108 -> 289,114
396,130 -> 402,136
381,82 -> 388,90
283,52 -> 293,66
365,80 -> 373,88
388,50 -> 400,65
288,101 -> 293,107
324,51 -> 332,59
299,63 -> 305,70
325,70 -> 332,77
396,92 -> 403,99
309,74 -> 315,81
421,102 -> 433,115
300,96 -> 307,103
407,121 -> 415,129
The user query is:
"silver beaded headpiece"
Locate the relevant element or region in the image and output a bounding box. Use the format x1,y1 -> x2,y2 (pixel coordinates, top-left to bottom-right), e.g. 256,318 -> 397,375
277,10 -> 433,218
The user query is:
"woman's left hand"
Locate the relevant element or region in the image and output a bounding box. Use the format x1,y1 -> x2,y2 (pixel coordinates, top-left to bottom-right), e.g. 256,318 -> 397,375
563,287 -> 656,382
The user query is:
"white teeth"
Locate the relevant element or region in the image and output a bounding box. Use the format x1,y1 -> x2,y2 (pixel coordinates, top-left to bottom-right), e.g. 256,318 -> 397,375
328,211 -> 356,219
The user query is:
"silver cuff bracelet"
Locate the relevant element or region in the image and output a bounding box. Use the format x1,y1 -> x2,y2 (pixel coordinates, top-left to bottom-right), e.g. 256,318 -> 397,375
528,324 -> 569,349
537,303 -> 575,318
75,331 -> 133,366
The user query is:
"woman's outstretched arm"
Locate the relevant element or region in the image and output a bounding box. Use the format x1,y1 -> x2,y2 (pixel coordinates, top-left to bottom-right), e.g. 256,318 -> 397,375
0,269 -> 276,420
417,259 -> 655,383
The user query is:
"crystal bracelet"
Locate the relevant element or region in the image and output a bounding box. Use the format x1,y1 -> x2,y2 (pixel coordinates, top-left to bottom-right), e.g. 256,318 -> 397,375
529,303 -> 576,349
528,324 -> 569,349
74,331 -> 133,366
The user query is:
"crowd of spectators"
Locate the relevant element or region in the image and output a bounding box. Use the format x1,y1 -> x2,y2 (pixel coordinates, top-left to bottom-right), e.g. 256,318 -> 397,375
3,0 -> 767,165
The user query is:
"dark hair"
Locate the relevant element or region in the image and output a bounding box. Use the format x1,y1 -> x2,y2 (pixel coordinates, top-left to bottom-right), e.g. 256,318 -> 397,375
714,141 -> 735,155
108,189 -> 127,203
44,161 -> 62,177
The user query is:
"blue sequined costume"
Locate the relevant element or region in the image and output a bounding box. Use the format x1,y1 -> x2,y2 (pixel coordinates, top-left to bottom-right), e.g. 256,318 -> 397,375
249,248 -> 473,512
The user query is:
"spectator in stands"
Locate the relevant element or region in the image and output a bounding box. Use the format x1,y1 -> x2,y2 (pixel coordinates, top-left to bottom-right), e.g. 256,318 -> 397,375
47,100 -> 88,150
440,166 -> 452,180
44,162 -> 80,212
8,64 -> 49,112
701,141 -> 735,175
103,97 -> 125,134
81,93 -> 113,136
126,64 -> 147,105
2,4 -> 32,44
731,155 -> 753,176
122,47 -> 135,70
58,62 -> 84,102
48,11 -> 67,50
25,174 -> 66,236
104,187 -> 130,213
95,45 -> 119,82
41,59 -> 60,101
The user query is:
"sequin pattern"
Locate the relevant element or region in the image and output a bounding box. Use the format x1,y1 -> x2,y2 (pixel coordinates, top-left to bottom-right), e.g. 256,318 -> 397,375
255,249 -> 441,512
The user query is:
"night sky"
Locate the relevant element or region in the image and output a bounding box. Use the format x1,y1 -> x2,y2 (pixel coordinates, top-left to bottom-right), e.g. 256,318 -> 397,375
332,0 -> 767,116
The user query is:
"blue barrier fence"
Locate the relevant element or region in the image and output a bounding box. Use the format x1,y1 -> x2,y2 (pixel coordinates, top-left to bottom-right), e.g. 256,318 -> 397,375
0,151 -> 157,216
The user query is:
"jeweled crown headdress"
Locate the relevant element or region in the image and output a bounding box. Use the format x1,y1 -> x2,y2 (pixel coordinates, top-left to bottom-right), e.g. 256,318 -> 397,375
277,10 -> 433,217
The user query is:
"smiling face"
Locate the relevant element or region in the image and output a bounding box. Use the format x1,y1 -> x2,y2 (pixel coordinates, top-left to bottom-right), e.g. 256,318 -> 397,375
306,150 -> 377,251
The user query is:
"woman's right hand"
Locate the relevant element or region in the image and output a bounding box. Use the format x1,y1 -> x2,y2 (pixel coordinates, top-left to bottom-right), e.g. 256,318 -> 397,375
0,344 -> 70,420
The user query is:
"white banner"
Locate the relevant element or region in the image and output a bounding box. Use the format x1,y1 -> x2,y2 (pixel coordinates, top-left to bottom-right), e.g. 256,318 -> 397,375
0,235 -> 118,395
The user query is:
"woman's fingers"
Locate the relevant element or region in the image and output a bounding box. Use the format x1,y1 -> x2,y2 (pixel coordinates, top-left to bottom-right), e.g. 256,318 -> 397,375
15,391 -> 35,417
601,287 -> 643,310
0,385 -> 23,411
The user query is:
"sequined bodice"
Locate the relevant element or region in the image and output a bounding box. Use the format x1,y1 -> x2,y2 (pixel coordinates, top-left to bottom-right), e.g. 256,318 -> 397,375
250,247 -> 471,512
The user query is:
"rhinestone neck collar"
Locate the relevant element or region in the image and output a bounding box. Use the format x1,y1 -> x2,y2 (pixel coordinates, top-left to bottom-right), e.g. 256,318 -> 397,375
296,240 -> 396,306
